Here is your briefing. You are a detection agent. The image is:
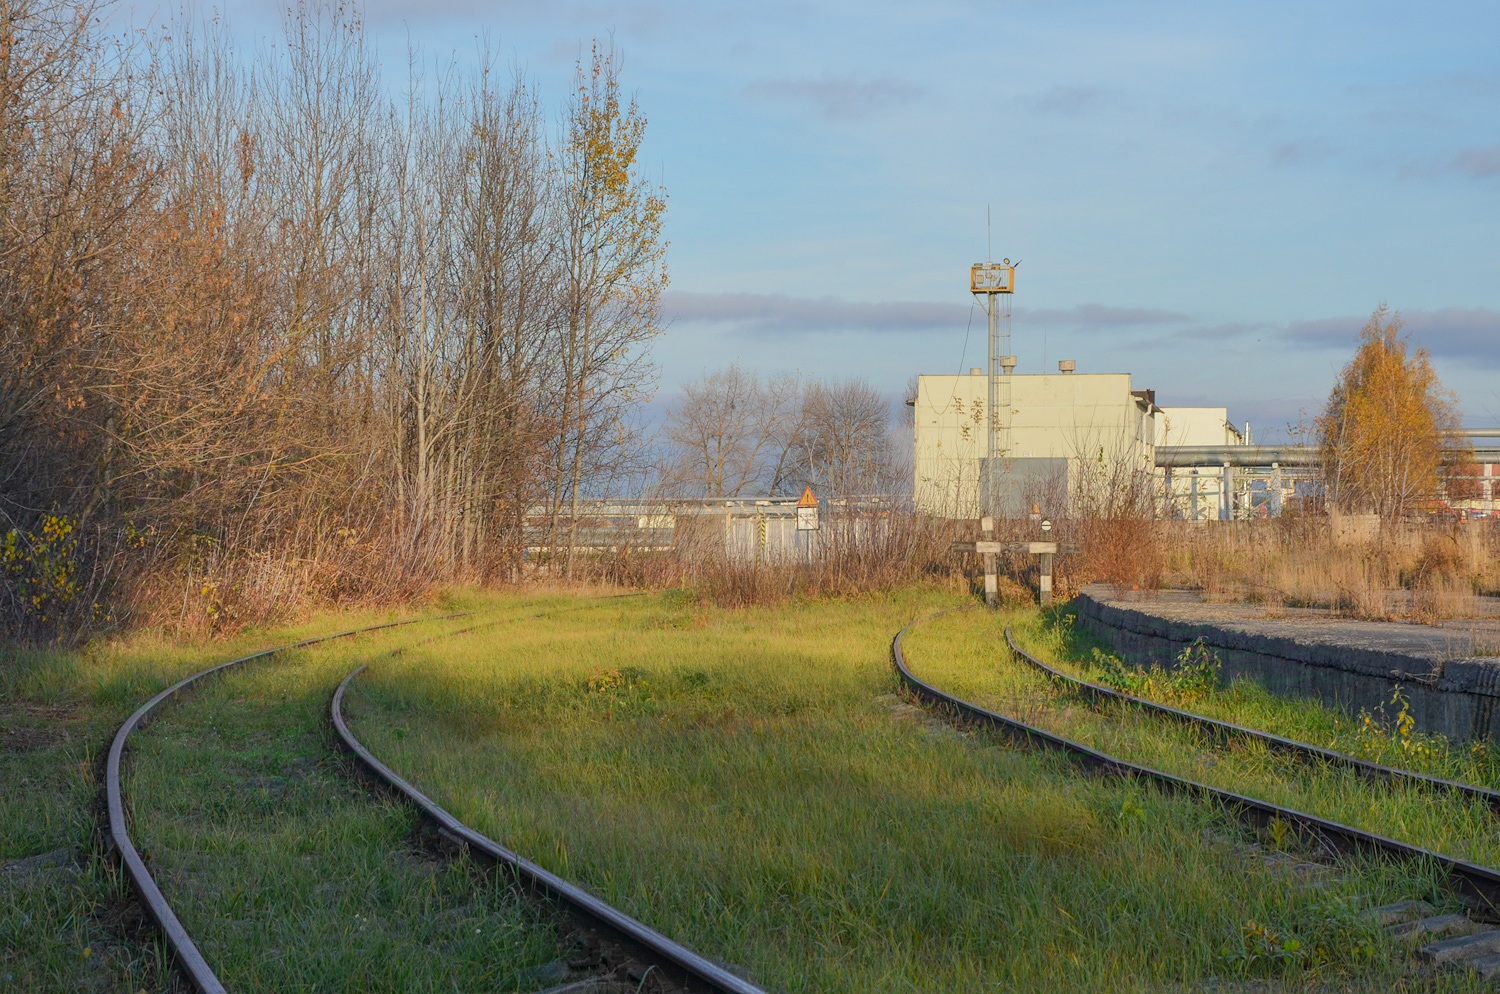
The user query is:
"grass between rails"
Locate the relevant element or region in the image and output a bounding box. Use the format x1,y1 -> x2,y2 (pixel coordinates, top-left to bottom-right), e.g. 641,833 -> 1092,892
907,609 -> 1500,877
1028,607 -> 1500,789
0,589 -> 504,994
345,588 -> 1478,993
123,601 -> 599,992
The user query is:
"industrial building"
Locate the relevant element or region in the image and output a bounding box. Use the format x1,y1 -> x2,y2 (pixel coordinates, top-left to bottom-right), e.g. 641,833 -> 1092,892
912,361 -> 1163,517
910,359 -> 1278,519
919,259 -> 1493,522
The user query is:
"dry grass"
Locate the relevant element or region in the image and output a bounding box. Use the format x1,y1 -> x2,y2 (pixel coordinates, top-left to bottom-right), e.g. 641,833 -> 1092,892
1154,518 -> 1500,622
578,510 -> 970,608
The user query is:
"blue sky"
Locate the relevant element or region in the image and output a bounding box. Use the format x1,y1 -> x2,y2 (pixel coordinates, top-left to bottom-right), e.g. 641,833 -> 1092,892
126,1 -> 1500,439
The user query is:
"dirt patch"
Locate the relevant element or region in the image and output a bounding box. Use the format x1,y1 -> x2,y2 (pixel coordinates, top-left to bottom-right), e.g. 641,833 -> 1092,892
0,702 -> 85,753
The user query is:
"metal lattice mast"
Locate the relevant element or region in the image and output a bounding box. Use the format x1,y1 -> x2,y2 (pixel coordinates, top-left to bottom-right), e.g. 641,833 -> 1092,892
971,259 -> 1016,516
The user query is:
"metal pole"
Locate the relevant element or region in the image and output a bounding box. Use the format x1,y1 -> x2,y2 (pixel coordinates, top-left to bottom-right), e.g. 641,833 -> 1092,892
986,296 -> 998,517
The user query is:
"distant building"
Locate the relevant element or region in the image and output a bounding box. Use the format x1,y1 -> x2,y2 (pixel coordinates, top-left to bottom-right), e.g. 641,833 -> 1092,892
1154,407 -> 1246,521
912,362 -> 1159,518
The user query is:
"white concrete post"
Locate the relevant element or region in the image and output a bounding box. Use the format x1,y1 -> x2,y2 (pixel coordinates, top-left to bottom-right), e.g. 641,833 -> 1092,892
980,516 -> 997,607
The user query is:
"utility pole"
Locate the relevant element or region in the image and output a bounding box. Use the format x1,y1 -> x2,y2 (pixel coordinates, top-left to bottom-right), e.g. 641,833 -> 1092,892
970,258 -> 1017,516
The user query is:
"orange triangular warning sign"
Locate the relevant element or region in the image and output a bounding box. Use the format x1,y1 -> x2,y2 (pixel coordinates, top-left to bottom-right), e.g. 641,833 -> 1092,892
797,486 -> 818,507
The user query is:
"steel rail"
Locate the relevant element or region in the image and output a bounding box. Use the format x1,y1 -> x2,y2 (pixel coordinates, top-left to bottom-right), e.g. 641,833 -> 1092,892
105,612 -> 468,994
891,610 -> 1500,915
1003,626 -> 1500,813
330,665 -> 769,994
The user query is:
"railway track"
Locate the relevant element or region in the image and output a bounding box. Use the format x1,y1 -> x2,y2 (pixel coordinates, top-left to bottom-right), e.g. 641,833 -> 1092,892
331,664 -> 768,994
891,608 -> 1500,980
105,601 -> 763,994
1004,624 -> 1500,813
104,613 -> 468,994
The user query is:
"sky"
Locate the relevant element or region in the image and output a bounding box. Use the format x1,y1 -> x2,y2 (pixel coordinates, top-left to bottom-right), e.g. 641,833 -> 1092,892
121,1 -> 1500,440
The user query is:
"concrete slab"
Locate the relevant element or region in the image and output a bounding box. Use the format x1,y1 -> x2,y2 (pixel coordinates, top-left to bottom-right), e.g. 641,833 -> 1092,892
1364,900 -> 1435,927
1388,914 -> 1482,943
1420,929 -> 1500,965
1076,587 -> 1500,743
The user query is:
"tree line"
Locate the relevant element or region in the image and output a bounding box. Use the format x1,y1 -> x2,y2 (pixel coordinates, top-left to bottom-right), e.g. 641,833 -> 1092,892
0,1 -> 669,636
0,1 -> 911,640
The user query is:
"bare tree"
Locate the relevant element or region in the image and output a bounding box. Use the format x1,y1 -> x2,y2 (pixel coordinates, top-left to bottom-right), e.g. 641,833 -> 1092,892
554,42 -> 668,574
661,366 -> 803,497
792,379 -> 899,499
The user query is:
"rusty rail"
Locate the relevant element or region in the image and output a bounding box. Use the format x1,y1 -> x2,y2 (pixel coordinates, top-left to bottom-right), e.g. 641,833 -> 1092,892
1004,625 -> 1500,813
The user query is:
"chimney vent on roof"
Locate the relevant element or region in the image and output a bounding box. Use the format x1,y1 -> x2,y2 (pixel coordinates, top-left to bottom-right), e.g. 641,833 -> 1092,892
969,367 -> 982,376
999,356 -> 1018,375
1058,359 -> 1076,374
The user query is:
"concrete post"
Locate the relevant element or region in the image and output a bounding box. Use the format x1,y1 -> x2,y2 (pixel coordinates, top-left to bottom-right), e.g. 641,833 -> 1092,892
1039,552 -> 1054,606
1220,463 -> 1234,521
980,516 -> 997,607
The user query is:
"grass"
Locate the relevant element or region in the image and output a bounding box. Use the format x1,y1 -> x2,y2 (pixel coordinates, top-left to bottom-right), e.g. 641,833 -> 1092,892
342,587 -> 1483,993
1035,607 -> 1500,788
7,584 -> 1495,993
905,608 -> 1500,872
0,589 -> 555,994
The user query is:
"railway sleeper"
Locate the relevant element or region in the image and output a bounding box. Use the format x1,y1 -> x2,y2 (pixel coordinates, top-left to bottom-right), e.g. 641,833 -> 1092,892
1363,900 -> 1500,981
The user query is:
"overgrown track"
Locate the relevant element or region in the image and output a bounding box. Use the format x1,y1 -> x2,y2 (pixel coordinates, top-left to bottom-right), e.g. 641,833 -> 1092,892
330,664 -> 770,994
104,614 -> 466,994
1004,625 -> 1500,813
891,609 -> 1500,917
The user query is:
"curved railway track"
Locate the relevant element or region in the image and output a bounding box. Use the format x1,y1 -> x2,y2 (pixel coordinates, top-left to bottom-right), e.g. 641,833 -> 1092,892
331,665 -> 768,994
890,609 -> 1500,917
104,614 -> 491,993
1004,625 -> 1500,812
105,599 -> 761,994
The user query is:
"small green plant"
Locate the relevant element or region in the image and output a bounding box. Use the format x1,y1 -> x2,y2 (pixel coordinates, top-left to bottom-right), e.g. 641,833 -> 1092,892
583,665 -> 656,720
1221,919 -> 1305,975
1086,639 -> 1221,703
1348,686 -> 1447,766
1171,639 -> 1223,696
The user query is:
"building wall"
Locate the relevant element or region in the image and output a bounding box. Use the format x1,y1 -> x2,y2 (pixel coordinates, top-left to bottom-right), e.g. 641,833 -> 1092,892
1155,407 -> 1243,447
914,371 -> 1155,517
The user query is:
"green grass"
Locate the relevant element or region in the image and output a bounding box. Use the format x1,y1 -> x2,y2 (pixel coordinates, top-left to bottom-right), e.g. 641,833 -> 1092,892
8,587 -> 1495,993
0,590 -> 536,994
342,588 -> 1482,993
905,608 -> 1500,874
1030,607 -> 1500,789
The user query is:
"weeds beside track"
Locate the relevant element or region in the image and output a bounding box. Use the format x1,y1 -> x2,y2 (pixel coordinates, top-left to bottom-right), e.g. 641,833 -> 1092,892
896,609 -> 1500,917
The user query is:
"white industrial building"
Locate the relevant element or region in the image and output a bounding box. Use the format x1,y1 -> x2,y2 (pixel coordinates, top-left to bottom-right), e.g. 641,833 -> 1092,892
913,361 -> 1161,517
1154,408 -> 1247,521
912,362 -> 1257,519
